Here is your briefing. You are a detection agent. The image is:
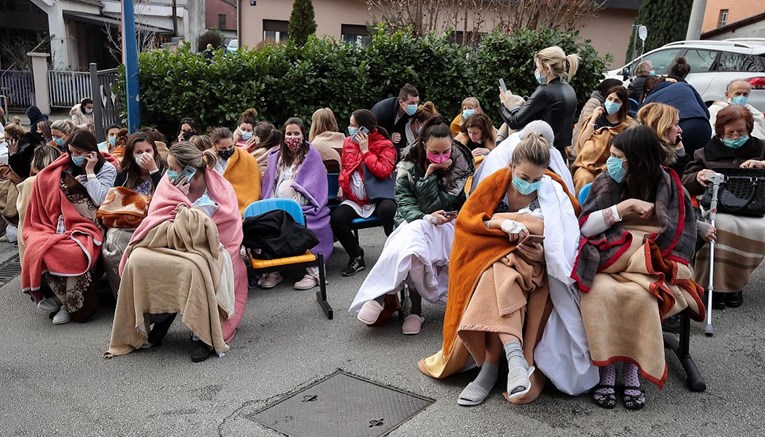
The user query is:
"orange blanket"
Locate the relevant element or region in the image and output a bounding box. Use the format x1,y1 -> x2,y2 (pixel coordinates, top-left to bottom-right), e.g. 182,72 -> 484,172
223,147 -> 262,214
419,168 -> 578,378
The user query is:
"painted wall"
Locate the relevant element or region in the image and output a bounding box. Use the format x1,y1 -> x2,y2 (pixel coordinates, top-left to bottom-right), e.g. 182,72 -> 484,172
206,0 -> 237,32
702,0 -> 765,33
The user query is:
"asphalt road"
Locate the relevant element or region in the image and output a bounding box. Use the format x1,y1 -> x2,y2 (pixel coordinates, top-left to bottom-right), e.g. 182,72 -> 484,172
1,229 -> 764,437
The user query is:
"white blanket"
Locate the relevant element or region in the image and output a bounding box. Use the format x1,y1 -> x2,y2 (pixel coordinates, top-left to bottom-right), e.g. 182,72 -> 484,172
349,219 -> 454,313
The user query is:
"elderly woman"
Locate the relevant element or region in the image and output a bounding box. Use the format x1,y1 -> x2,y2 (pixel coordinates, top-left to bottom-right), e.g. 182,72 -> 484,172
574,125 -> 705,410
683,105 -> 765,310
351,117 -> 473,335
22,129 -> 117,325
106,142 -> 247,362
571,85 -> 634,193
260,117 -> 332,290
419,132 -> 596,406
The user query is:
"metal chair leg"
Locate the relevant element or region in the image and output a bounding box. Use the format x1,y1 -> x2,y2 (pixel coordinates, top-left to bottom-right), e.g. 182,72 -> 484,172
663,309 -> 706,392
315,253 -> 333,320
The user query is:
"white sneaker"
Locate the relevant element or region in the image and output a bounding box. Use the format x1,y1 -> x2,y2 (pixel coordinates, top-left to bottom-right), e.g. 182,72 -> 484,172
37,297 -> 61,313
52,307 -> 71,325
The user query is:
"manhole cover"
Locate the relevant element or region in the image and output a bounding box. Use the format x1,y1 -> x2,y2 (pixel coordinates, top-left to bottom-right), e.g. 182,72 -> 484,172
0,254 -> 20,287
247,370 -> 434,437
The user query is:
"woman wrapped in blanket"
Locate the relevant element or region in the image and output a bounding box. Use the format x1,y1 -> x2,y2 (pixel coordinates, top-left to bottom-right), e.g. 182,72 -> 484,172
573,125 -> 706,410
105,142 -> 247,363
22,129 -> 117,325
101,132 -> 167,298
419,132 -> 597,406
350,116 -> 473,335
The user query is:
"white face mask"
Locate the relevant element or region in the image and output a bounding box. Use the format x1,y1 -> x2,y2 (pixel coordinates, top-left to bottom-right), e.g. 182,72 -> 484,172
84,107 -> 93,114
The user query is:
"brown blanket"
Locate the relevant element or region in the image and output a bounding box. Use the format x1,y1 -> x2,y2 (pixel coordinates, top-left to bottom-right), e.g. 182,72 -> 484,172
581,225 -> 703,388
105,207 -> 230,357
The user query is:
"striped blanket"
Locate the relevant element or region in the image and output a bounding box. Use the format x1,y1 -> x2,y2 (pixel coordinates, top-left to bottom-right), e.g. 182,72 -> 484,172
694,212 -> 765,293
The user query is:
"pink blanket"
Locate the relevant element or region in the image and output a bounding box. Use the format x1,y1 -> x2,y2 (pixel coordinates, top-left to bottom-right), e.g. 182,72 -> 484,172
121,167 -> 247,343
21,154 -> 102,298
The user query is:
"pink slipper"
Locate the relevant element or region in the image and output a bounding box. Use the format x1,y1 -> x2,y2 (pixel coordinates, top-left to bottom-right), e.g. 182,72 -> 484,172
357,300 -> 384,325
402,315 -> 425,335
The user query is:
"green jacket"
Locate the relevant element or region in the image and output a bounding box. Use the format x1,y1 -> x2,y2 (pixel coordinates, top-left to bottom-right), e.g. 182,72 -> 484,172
393,142 -> 473,226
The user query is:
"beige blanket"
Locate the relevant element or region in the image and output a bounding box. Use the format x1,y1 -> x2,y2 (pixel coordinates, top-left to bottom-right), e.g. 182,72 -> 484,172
105,207 -> 233,357
581,226 -> 702,388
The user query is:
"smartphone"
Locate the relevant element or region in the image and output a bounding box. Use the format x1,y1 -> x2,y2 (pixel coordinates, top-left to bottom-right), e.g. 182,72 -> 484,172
521,234 -> 545,246
443,210 -> 458,219
352,125 -> 370,144
498,78 -> 508,94
176,165 -> 197,184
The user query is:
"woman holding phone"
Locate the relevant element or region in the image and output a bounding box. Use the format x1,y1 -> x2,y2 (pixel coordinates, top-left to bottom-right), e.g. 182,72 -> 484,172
21,129 -> 117,325
419,132 -> 597,407
350,116 -> 473,335
331,109 -> 397,277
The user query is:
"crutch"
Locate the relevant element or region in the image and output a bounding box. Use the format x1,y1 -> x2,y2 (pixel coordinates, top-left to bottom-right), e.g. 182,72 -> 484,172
705,172 -> 725,337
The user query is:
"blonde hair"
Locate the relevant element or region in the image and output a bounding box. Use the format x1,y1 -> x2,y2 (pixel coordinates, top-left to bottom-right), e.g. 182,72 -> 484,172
308,108 -> 339,142
189,134 -> 213,151
31,145 -> 62,175
3,123 -> 25,140
50,119 -> 74,135
512,131 -> 550,168
168,141 -> 216,171
535,46 -> 580,81
461,97 -> 482,112
637,102 -> 679,165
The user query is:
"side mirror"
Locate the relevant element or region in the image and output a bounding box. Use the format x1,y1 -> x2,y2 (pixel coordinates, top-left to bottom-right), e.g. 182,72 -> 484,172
622,66 -> 630,81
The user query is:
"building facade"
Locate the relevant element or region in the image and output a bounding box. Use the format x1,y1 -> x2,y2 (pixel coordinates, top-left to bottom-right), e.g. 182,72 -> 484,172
238,0 -> 641,67
701,0 -> 765,33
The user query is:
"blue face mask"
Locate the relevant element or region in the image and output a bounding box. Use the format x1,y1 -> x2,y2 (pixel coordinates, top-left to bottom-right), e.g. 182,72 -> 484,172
240,130 -> 253,140
71,155 -> 85,167
348,126 -> 358,137
534,70 -> 546,85
648,70 -> 656,77
405,104 -> 417,116
462,109 -> 476,120
166,170 -> 179,181
730,95 -> 748,106
54,137 -> 65,147
606,156 -> 627,183
512,173 -> 541,195
604,101 -> 622,115
722,136 -> 749,149
108,135 -> 116,146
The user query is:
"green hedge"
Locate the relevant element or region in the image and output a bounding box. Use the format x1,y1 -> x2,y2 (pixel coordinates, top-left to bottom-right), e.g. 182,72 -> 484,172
120,27 -> 611,137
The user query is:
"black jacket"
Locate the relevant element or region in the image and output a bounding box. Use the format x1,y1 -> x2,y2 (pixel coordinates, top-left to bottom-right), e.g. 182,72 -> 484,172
499,77 -> 577,154
242,210 -> 319,259
371,96 -> 409,152
113,168 -> 164,190
628,75 -> 648,102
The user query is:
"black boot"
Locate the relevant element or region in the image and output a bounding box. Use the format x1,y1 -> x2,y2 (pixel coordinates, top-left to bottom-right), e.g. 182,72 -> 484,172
190,338 -> 212,363
145,313 -> 177,348
725,291 -> 744,308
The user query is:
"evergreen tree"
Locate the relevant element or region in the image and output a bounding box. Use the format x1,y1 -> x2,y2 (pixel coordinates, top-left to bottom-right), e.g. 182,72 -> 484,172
288,0 -> 317,46
624,0 -> 693,65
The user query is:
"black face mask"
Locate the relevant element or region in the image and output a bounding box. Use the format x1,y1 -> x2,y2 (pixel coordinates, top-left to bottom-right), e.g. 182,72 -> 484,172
218,148 -> 235,160
182,131 -> 195,141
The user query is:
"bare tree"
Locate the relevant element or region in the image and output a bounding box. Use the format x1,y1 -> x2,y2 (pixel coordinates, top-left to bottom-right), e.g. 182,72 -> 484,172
103,3 -> 159,62
366,0 -> 607,46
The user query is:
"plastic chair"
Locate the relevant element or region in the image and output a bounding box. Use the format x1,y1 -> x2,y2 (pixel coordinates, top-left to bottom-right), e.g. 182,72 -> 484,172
628,98 -> 639,118
348,171 -> 397,244
576,181 -> 705,392
326,173 -> 340,211
243,199 -> 333,319
577,182 -> 592,206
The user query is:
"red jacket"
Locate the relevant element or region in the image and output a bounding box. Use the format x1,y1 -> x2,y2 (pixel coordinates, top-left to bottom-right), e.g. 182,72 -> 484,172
339,129 -> 396,206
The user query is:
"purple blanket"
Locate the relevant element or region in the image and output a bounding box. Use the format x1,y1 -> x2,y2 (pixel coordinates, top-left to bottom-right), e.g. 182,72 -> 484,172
261,144 -> 333,260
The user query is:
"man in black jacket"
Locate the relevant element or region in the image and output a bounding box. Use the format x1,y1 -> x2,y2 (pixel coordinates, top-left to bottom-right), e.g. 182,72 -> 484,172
371,84 -> 420,153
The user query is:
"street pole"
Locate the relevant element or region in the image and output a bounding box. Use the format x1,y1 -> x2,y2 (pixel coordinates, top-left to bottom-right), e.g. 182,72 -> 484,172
686,0 -> 708,40
122,1 -> 141,132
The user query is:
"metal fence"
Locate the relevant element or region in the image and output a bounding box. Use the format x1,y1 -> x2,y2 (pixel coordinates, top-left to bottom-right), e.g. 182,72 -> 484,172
90,65 -> 121,142
0,70 -> 34,109
49,70 -> 92,108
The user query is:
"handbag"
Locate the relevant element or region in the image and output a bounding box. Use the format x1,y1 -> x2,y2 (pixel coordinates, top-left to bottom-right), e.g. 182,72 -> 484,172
362,163 -> 396,202
242,210 -> 319,259
701,168 -> 765,217
96,186 -> 151,228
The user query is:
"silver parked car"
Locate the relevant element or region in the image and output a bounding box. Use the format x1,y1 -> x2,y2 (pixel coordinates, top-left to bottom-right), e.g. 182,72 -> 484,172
605,38 -> 765,111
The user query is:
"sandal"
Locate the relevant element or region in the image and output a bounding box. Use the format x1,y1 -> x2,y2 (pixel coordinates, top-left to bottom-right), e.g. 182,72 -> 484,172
622,385 -> 646,411
592,384 -> 616,409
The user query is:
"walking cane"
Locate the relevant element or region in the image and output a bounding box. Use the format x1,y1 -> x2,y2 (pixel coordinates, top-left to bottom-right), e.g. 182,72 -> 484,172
705,172 -> 725,337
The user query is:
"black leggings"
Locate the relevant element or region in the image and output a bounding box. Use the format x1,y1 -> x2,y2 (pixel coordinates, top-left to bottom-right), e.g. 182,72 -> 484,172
330,199 -> 396,259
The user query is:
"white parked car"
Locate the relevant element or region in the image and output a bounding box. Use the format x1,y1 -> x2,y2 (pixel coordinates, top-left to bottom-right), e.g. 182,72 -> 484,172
226,39 -> 239,53
605,38 -> 765,112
